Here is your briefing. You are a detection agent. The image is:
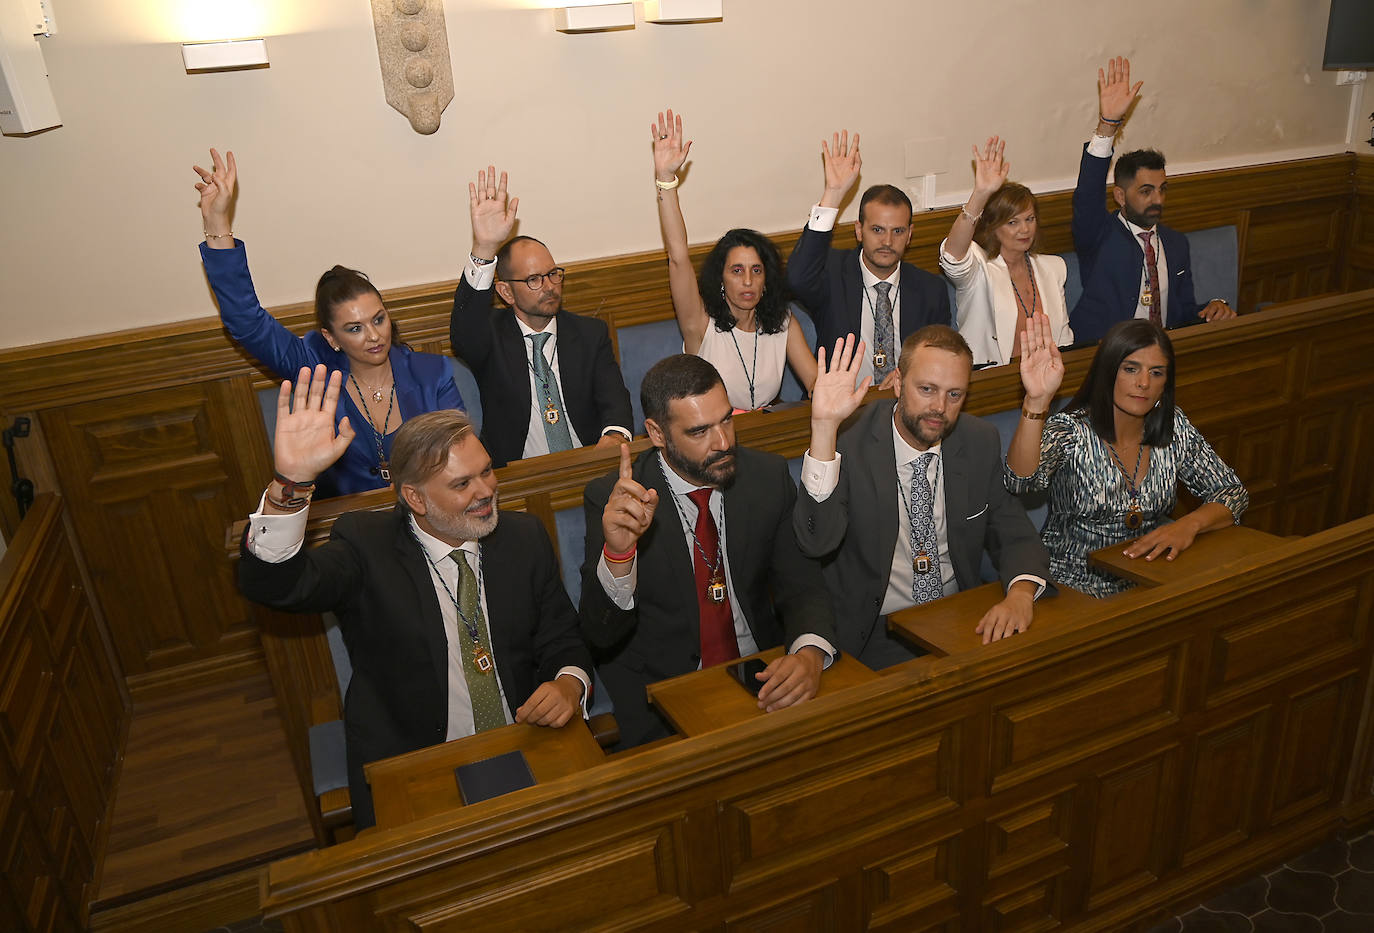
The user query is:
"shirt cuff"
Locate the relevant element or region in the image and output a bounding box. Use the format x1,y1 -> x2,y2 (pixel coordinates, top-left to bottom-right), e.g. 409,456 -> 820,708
1008,574 -> 1047,600
807,204 -> 838,232
245,491 -> 310,563
800,450 -> 842,502
601,426 -> 632,442
788,634 -> 837,670
596,552 -> 637,609
464,256 -> 497,289
556,667 -> 592,718
1086,135 -> 1115,159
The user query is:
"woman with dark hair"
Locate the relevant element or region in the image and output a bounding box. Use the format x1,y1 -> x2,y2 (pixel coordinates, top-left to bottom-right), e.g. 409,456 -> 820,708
940,138 -> 1073,366
194,148 -> 462,497
1004,314 -> 1246,596
650,109 -> 816,410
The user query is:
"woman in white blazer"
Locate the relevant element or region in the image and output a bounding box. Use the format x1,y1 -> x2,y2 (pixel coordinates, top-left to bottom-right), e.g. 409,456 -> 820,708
940,137 -> 1073,366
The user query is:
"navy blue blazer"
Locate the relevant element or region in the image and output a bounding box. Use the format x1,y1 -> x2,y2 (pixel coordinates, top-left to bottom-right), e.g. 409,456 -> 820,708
201,242 -> 463,498
1069,144 -> 1203,343
449,275 -> 633,468
786,224 -> 951,351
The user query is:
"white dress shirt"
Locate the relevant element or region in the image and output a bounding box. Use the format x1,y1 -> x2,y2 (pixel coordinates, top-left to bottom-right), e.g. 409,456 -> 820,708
807,204 -> 901,386
596,451 -> 836,667
245,497 -> 590,740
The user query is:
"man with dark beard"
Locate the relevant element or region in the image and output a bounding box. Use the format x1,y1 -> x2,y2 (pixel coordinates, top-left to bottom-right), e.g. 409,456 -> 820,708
794,329 -> 1051,669
449,165 -> 633,467
1069,56 -> 1236,343
580,355 -> 837,749
238,365 -> 591,827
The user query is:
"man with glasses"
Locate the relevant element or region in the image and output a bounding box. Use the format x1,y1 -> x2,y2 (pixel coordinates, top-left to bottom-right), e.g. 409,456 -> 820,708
450,165 -> 633,467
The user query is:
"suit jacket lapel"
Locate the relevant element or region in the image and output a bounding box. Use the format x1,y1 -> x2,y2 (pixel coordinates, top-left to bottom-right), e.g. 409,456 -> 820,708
867,403 -> 901,575
635,452 -> 698,642
497,314 -> 533,423
721,475 -> 755,636
553,311 -> 585,433
844,248 -> 866,334
392,510 -> 450,696
940,422 -> 972,589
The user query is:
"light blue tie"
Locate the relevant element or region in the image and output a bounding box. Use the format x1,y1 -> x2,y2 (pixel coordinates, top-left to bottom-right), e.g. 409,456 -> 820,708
528,332 -> 574,453
908,452 -> 944,603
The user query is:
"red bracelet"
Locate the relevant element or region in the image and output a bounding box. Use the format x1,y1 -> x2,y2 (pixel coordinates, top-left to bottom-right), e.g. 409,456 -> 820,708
603,543 -> 637,563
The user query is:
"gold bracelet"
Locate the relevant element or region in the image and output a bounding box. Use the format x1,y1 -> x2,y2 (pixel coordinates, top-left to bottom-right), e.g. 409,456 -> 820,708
204,231 -> 234,240
654,175 -> 680,191
1021,407 -> 1049,421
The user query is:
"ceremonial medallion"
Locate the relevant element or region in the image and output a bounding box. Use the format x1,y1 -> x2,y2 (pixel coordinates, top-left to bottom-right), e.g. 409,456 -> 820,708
544,402 -> 561,426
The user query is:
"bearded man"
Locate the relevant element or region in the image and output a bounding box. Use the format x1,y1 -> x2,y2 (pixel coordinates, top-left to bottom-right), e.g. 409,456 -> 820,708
238,365 -> 591,827
794,329 -> 1052,669
580,355 -> 837,749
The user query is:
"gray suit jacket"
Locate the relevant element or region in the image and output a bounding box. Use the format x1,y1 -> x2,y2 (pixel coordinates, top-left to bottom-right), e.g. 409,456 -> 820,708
793,400 -> 1051,667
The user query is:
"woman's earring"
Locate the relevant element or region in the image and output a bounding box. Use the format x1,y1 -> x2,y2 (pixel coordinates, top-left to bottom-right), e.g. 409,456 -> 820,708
720,283 -> 725,299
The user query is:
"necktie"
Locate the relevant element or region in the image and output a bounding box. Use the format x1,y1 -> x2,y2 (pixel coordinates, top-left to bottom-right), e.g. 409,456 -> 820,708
908,452 -> 944,604
687,488 -> 739,667
528,331 -> 574,452
451,549 -> 507,732
872,281 -> 895,382
1138,231 -> 1162,327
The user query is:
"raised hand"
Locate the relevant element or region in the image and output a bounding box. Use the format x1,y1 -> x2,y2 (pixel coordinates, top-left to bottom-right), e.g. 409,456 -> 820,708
469,165 -> 519,257
1017,311 -> 1064,407
970,136 -> 1009,201
820,130 -> 861,207
811,334 -> 872,427
192,147 -> 237,237
651,109 -> 693,184
1097,56 -> 1143,124
273,365 -> 355,483
601,443 -> 658,565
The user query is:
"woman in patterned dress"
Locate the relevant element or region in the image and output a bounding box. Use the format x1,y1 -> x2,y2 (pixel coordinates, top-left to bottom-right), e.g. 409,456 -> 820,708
1003,313 -> 1248,596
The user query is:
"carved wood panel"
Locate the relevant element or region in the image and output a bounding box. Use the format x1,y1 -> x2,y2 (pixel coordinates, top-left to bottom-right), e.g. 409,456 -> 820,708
38,378 -> 270,688
1177,707 -> 1269,867
1267,670 -> 1361,826
1084,745 -> 1181,911
861,831 -> 962,932
0,496 -> 129,933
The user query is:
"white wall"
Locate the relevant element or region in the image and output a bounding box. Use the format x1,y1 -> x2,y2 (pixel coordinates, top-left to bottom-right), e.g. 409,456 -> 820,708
0,0 -> 1356,348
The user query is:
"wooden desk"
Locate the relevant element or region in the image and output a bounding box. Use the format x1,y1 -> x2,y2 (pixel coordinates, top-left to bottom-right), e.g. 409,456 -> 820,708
363,720 -> 605,830
888,582 -> 1103,657
1088,524 -> 1284,588
645,646 -> 879,737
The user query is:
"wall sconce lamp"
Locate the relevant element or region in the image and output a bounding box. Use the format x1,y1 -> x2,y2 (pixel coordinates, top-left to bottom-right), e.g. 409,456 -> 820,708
552,3 -> 635,33
181,38 -> 269,73
644,0 -> 723,23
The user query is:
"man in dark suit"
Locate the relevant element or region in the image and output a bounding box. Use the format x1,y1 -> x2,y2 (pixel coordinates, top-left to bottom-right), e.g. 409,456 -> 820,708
1069,57 -> 1236,344
449,166 -> 633,467
787,130 -> 950,392
794,329 -> 1051,669
580,355 -> 837,748
238,365 -> 592,828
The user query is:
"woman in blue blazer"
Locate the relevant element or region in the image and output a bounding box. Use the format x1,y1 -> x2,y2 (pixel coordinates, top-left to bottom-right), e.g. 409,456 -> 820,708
194,148 -> 462,498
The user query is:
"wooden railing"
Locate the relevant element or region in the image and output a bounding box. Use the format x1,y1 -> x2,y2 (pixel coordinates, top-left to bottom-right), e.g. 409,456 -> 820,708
257,514 -> 1374,930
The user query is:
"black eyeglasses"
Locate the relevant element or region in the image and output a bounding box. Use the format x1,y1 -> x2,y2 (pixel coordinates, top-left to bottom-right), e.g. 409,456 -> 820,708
510,267 -> 565,290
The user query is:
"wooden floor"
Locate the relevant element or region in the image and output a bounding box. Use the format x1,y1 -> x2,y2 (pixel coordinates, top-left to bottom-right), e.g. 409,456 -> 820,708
93,668 -> 315,910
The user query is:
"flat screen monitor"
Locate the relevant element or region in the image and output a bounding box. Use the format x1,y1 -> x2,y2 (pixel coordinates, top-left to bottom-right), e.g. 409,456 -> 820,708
1325,0 -> 1374,70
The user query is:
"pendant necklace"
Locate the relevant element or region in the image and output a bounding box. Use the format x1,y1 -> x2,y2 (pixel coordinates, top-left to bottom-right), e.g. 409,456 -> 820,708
350,373 -> 396,482
1106,440 -> 1147,530
895,456 -> 942,577
525,338 -> 563,426
416,536 -> 495,675
727,320 -> 760,410
1010,254 -> 1039,320
658,459 -> 728,603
